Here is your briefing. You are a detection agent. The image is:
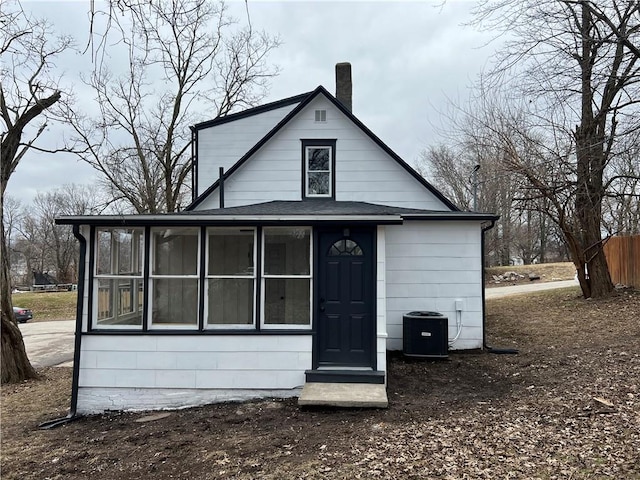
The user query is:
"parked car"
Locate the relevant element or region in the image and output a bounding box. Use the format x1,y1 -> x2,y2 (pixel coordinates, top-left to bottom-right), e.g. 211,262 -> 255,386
13,307 -> 33,323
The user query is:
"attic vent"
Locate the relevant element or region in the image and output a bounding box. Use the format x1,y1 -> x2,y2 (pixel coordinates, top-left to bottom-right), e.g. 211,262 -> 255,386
314,109 -> 327,122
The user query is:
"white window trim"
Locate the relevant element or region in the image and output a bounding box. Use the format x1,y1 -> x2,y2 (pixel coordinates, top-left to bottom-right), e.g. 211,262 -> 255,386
260,227 -> 313,330
305,146 -> 332,198
204,227 -> 257,330
148,227 -> 200,330
93,228 -> 144,330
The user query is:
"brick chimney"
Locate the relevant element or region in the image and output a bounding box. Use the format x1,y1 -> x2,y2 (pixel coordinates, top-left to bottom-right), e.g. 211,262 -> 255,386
335,62 -> 352,112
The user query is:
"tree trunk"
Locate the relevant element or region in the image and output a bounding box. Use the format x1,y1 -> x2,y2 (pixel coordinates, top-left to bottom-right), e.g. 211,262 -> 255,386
539,210 -> 548,264
1,313 -> 38,383
562,226 -> 591,297
574,128 -> 614,298
570,3 -> 614,299
581,211 -> 614,297
0,210 -> 38,384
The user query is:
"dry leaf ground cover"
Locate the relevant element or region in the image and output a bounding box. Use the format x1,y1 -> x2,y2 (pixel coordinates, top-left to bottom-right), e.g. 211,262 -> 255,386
2,286 -> 639,479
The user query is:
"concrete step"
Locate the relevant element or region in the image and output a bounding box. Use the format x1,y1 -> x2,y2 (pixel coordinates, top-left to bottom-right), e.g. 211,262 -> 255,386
298,382 -> 388,408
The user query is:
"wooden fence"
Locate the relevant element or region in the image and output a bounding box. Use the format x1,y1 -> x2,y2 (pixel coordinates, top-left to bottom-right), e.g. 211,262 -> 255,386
97,283 -> 143,320
603,235 -> 640,288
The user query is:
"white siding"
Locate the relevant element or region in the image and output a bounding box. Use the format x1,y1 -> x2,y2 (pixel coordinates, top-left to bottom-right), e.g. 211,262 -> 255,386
194,95 -> 451,211
196,103 -> 299,197
76,334 -> 311,413
385,221 -> 484,351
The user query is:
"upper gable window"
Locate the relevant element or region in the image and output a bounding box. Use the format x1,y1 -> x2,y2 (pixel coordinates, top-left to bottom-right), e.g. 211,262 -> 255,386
314,109 -> 327,122
307,147 -> 331,195
302,139 -> 336,198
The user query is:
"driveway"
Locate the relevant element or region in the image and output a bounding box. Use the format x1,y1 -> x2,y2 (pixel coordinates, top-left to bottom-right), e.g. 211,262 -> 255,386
485,279 -> 578,299
18,320 -> 75,368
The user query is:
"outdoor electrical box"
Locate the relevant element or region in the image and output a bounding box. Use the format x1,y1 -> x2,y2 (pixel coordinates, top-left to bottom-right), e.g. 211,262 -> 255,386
403,311 -> 449,358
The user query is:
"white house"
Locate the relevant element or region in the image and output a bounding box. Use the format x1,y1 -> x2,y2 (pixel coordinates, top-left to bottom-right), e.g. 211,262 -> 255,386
56,64 -> 497,414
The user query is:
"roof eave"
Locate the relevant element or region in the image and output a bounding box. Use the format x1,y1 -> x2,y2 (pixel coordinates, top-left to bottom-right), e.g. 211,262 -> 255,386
401,213 -> 500,221
191,91 -> 312,131
56,214 -> 405,227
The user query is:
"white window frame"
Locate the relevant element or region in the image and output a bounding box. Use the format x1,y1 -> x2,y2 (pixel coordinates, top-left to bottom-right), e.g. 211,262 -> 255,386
305,146 -> 332,198
314,109 -> 327,123
93,228 -> 144,330
260,227 -> 313,330
148,227 -> 200,330
204,227 -> 257,329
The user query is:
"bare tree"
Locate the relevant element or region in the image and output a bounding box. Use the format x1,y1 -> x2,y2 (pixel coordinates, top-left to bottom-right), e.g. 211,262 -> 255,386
417,145 -> 474,210
468,0 -> 640,298
25,185 -> 103,283
2,196 -> 22,273
1,2 -> 72,383
511,209 -> 554,265
601,133 -> 640,235
13,212 -> 48,286
67,0 -> 280,214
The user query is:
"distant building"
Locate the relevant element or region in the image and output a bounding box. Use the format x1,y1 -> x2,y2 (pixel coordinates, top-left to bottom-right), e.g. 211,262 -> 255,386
32,271 -> 58,290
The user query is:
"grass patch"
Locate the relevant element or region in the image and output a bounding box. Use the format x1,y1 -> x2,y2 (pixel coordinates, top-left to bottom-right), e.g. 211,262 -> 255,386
10,291 -> 77,321
486,285 -> 637,349
485,261 -> 575,283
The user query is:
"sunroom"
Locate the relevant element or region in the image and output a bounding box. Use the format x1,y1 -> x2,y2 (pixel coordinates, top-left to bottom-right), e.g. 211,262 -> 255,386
62,199 -> 428,341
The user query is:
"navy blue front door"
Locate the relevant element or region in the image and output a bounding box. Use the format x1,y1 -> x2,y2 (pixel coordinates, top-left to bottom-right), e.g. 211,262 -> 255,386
316,228 -> 375,367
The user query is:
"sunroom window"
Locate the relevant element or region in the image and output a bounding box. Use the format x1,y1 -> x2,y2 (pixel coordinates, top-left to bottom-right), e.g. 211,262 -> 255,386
262,227 -> 311,327
94,228 -> 144,328
206,228 -> 256,328
150,228 -> 199,328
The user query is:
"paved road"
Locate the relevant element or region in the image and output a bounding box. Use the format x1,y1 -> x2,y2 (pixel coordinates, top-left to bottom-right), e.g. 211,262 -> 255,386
485,279 -> 578,299
18,320 -> 75,368
17,280 -> 579,368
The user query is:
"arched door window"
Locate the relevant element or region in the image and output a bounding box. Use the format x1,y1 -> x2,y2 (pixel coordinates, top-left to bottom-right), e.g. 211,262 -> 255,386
328,239 -> 363,256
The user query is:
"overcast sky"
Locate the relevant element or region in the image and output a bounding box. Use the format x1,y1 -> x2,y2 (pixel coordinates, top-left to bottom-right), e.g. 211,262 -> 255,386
7,0 -> 498,206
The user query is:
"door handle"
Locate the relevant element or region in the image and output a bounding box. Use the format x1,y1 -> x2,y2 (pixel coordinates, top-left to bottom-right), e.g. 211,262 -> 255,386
319,297 -> 325,312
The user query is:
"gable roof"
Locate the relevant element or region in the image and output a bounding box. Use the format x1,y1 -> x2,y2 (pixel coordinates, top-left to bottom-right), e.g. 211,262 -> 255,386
190,91 -> 312,131
186,85 -> 459,212
33,271 -> 58,285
